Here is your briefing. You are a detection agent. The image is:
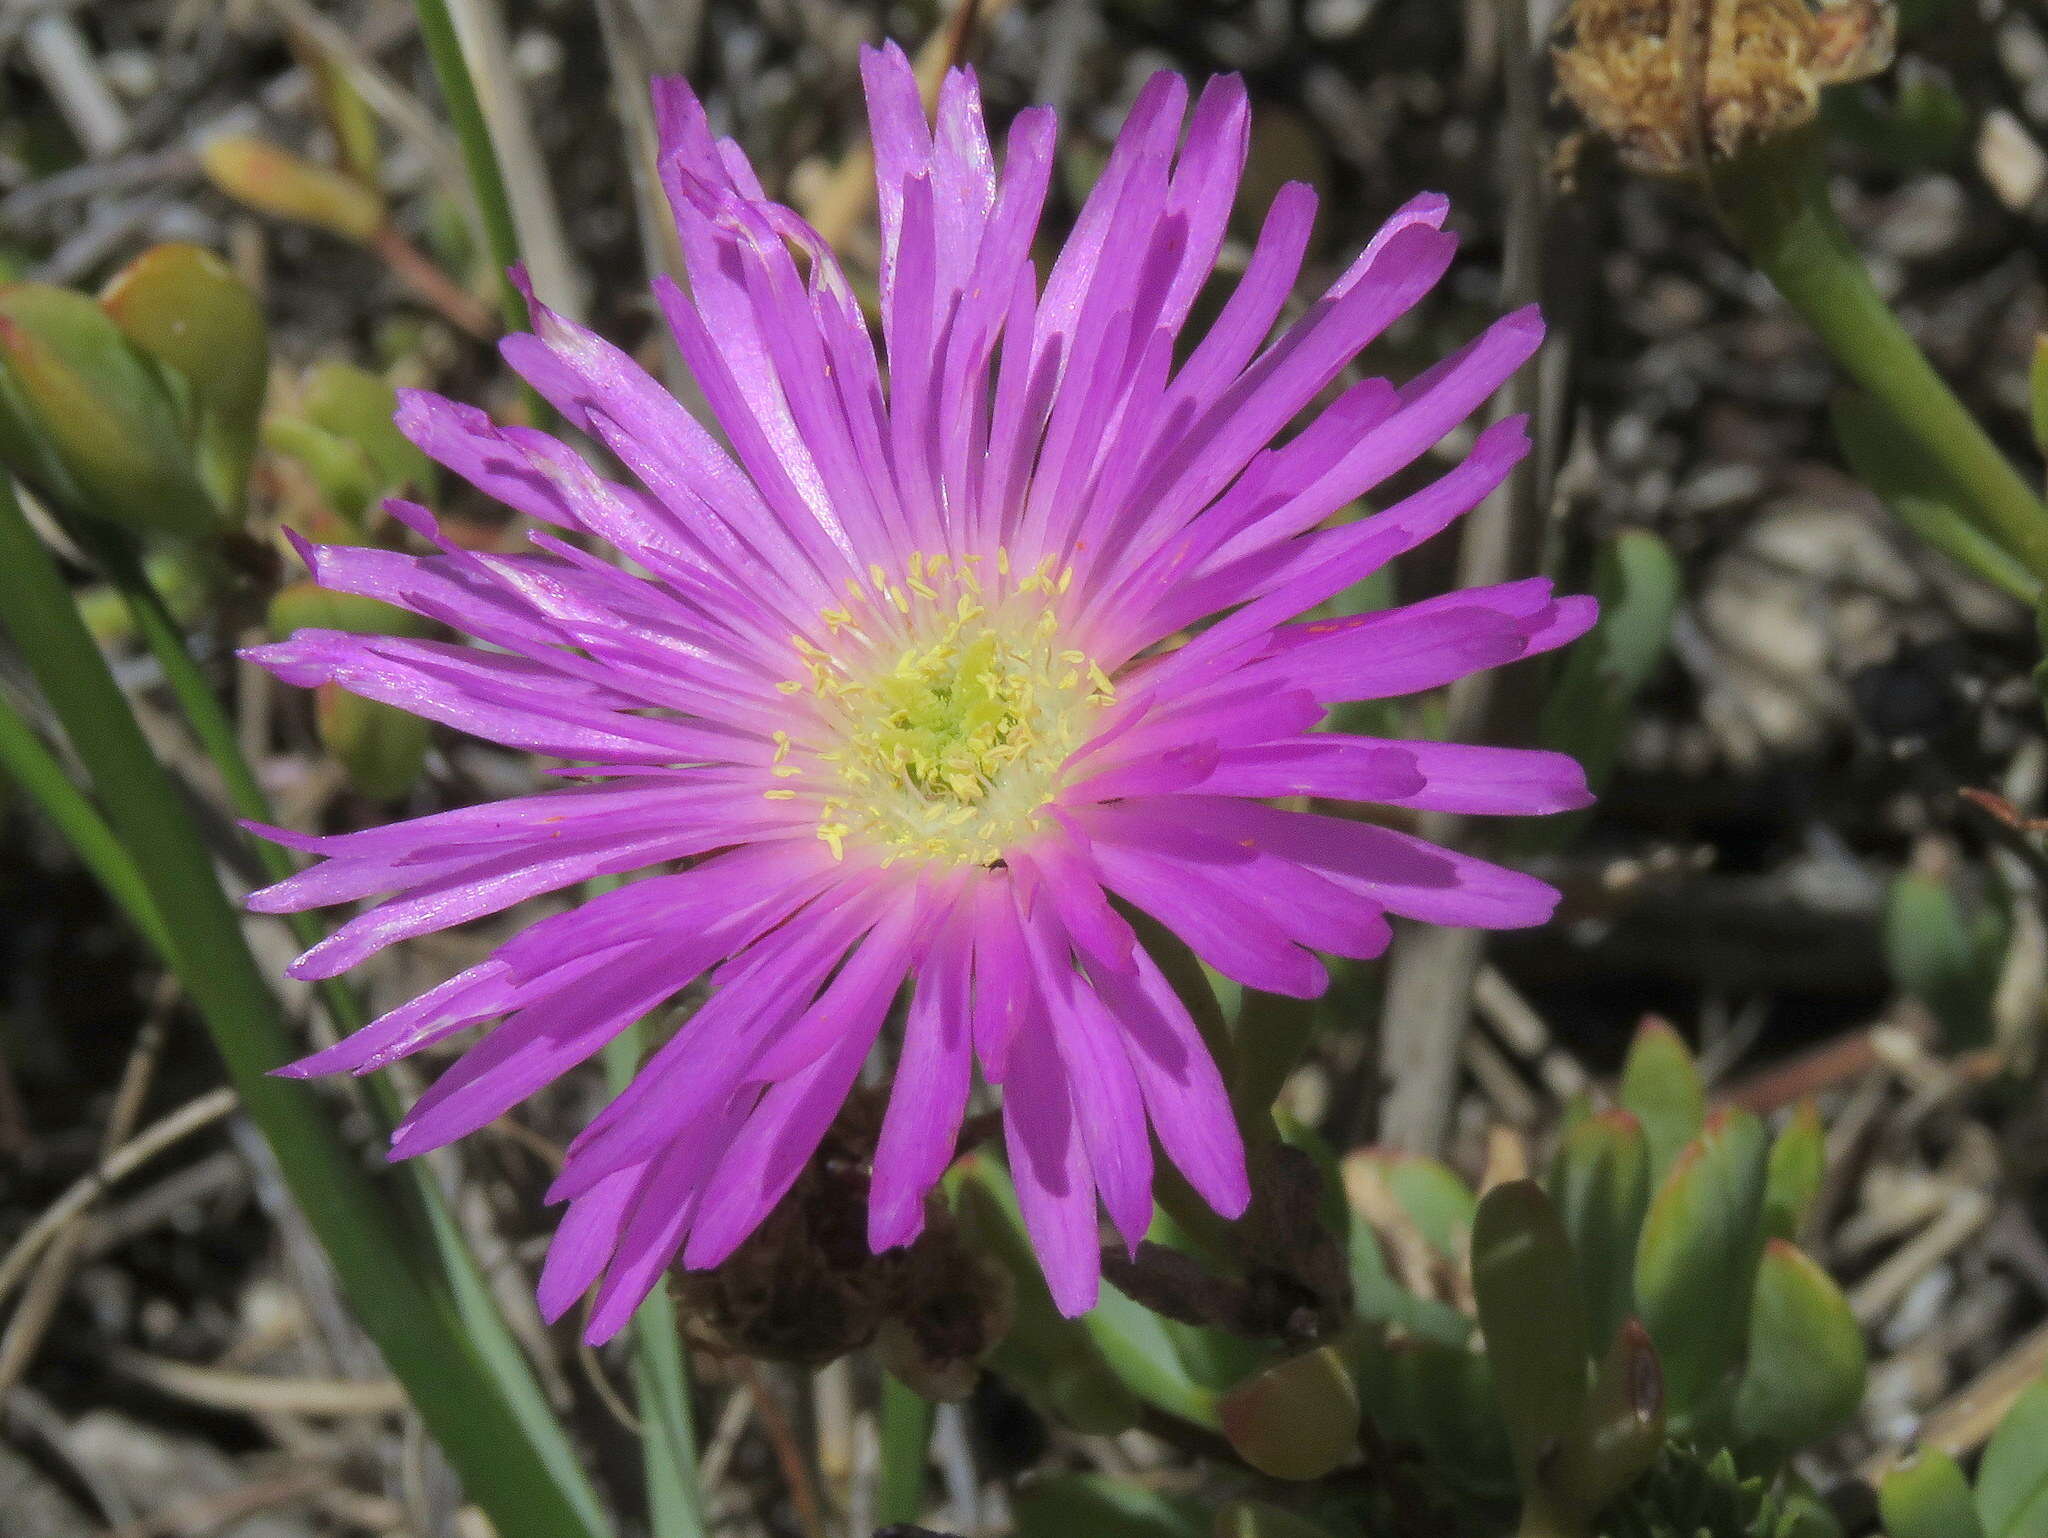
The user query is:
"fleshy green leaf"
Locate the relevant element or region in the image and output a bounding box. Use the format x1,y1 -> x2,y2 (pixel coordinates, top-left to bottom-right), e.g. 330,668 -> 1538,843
1618,1018 -> 1706,1182
100,243 -> 268,518
1553,1320 -> 1666,1517
1634,1108 -> 1771,1427
0,284 -> 215,537
1378,1152 -> 1478,1262
1763,1101 -> 1825,1243
1881,1450 -> 1987,1538
1886,868 -> 2007,1051
1086,1280 -> 1225,1430
1471,1180 -> 1590,1494
1731,1239 -> 1866,1457
1218,1346 -> 1361,1481
201,135 -> 385,242
1547,1109 -> 1652,1349
1214,1500 -> 1346,1538
1977,1376 -> 2048,1538
301,361 -> 430,494
1378,1338 -> 1518,1502
269,580 -> 427,641
1012,1474 -> 1208,1538
316,684 -> 430,802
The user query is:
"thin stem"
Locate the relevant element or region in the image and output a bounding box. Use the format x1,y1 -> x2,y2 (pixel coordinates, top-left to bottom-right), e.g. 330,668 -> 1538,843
877,1373 -> 934,1526
0,693 -> 170,958
0,481 -> 603,1538
1714,131 -> 2048,579
410,0 -> 527,333
604,1027 -> 708,1538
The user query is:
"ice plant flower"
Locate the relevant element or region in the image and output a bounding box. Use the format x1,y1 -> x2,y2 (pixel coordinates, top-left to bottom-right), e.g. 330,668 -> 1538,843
247,46 -> 1596,1339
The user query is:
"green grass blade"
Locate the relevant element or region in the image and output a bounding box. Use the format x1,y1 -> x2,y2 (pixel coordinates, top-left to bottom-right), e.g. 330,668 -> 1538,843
605,1028 -> 707,1536
410,0 -> 528,332
0,692 -> 170,957
86,529 -> 611,1534
879,1372 -> 934,1525
0,479 -> 605,1538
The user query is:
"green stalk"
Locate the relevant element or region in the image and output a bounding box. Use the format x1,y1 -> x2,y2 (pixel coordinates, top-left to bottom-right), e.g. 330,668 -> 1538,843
604,1028 -> 707,1537
0,693 -> 171,958
1713,130 -> 2048,578
410,0 -> 528,333
877,1372 -> 934,1526
82,528 -> 609,1534
0,481 -> 603,1538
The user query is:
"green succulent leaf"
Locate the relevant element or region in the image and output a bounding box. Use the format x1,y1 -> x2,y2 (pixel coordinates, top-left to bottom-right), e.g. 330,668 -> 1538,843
1013,1474 -> 1208,1538
1762,1101 -> 1825,1243
1346,1216 -> 1473,1348
1547,1108 -> 1652,1350
1213,1500 -> 1345,1538
100,243 -> 268,518
1380,1153 -> 1479,1262
1881,1450 -> 1987,1538
1885,868 -> 2007,1051
301,361 -> 430,494
1471,1180 -> 1591,1496
1218,1346 -> 1361,1482
1977,1376 -> 2048,1538
1553,1320 -> 1666,1518
1634,1108 -> 1771,1428
1731,1239 -> 1866,1458
1375,1337 -> 1518,1503
1618,1019 -> 1706,1183
0,283 -> 215,537
316,684 -> 429,802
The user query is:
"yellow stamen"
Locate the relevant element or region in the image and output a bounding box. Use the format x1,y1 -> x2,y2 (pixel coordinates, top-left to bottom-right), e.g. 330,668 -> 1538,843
771,548 -> 1114,867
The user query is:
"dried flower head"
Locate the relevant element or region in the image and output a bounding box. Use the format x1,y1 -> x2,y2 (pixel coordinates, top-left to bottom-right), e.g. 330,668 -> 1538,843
1554,0 -> 1895,176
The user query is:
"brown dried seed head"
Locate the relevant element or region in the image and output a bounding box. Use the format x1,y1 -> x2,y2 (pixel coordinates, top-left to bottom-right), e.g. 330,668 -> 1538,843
1553,0 -> 1895,177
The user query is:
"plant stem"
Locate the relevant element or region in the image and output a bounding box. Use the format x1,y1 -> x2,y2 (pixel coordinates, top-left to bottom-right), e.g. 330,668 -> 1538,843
410,0 -> 528,333
603,1028 -> 708,1538
1714,130 -> 2048,579
0,481 -> 603,1538
878,1372 -> 934,1526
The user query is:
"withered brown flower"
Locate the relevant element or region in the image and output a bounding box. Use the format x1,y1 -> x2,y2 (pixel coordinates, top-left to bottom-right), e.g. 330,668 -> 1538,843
1554,0 -> 1894,176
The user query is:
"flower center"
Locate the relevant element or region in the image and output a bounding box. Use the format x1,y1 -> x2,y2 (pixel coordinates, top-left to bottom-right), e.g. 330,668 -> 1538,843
775,552 -> 1114,866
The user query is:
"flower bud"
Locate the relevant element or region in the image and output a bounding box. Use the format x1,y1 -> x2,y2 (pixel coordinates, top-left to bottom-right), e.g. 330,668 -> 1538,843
0,283 -> 216,537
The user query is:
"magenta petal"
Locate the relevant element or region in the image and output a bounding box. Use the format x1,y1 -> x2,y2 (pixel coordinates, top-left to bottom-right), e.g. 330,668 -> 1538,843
868,921 -> 975,1252
1088,947 -> 1249,1220
1001,1020 -> 1102,1316
537,1163 -> 640,1325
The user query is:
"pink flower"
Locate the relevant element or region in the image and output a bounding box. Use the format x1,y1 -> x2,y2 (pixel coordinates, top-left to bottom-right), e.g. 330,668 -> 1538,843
246,46 -> 1594,1340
